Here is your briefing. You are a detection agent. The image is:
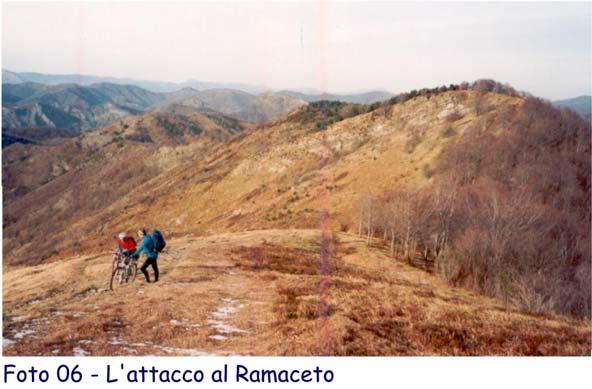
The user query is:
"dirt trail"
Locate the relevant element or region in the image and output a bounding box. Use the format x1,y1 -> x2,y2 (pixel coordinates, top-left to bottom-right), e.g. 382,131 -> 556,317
2,230 -> 309,356
3,229 -> 591,356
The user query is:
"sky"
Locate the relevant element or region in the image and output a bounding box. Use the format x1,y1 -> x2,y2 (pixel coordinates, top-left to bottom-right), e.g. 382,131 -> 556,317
2,1 -> 591,99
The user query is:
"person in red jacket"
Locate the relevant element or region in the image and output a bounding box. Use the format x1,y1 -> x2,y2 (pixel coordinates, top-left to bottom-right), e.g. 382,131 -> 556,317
117,232 -> 138,259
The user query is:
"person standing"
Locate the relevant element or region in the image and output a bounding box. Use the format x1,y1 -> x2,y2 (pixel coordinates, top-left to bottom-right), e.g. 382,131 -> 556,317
132,229 -> 159,283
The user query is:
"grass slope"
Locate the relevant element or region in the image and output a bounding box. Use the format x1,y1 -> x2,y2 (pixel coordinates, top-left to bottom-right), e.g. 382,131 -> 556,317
3,230 -> 590,356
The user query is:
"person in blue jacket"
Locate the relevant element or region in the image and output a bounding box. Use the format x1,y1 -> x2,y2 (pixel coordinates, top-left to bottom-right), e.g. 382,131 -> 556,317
132,229 -> 159,283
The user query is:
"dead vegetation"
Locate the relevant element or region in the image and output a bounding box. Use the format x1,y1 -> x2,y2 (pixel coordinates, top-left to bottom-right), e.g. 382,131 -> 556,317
4,85 -> 526,267
3,81 -> 591,355
357,96 -> 592,319
4,230 -> 590,356
225,231 -> 590,356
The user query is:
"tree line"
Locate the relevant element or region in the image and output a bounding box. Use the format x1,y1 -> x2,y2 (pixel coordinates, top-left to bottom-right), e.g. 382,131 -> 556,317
358,89 -> 591,319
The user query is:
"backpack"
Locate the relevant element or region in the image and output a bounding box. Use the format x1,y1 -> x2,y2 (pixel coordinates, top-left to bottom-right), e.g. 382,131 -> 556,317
144,235 -> 156,253
151,230 -> 166,253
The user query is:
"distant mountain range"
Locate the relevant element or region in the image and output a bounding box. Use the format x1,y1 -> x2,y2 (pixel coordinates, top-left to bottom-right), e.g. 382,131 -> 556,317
155,88 -> 308,122
2,69 -> 268,94
552,96 -> 591,118
1,82 -> 309,131
6,69 -> 587,137
3,69 -> 393,103
278,90 -> 394,105
2,69 -> 395,133
2,82 -> 164,132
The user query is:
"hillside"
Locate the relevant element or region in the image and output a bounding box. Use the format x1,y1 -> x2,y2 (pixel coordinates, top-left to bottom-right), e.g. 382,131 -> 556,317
2,82 -> 307,132
2,133 -> 35,148
156,88 -> 307,122
2,109 -> 248,204
3,84 -> 591,355
2,127 -> 78,148
2,82 -> 164,131
3,87 -> 586,266
4,88 -> 468,264
3,229 -> 590,356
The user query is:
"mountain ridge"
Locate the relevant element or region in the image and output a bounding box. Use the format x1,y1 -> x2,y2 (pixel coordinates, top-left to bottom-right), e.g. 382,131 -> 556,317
3,69 -> 394,102
3,83 -> 591,355
2,82 -> 308,131
0,87 -> 540,264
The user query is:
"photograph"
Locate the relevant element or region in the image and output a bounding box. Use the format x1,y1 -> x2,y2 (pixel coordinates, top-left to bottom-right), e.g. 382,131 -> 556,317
2,1 -> 591,357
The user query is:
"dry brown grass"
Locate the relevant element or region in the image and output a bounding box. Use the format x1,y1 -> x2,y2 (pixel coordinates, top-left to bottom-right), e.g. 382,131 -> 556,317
3,91 -> 590,355
228,233 -> 591,356
4,90 -> 523,267
3,230 -> 590,356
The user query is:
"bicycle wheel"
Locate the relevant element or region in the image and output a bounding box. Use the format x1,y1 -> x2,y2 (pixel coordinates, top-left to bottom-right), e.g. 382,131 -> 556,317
130,263 -> 137,282
110,267 -> 124,291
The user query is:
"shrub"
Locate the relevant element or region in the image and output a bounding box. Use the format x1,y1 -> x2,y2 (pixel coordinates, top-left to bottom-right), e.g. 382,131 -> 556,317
359,91 -> 592,318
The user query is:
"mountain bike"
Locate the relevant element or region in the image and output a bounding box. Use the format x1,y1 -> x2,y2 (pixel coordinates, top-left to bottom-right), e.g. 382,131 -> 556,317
110,249 -> 137,291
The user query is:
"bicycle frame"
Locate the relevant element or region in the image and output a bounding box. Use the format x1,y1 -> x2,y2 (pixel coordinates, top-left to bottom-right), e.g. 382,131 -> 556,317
111,250 -> 138,289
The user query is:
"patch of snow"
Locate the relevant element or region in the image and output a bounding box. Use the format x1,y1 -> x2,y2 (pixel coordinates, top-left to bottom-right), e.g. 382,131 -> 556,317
52,349 -> 60,355
211,306 -> 238,319
170,318 -> 200,330
11,316 -> 28,322
73,347 -> 89,356
109,336 -> 125,345
154,345 -> 214,356
79,339 -> 94,345
209,335 -> 227,341
206,297 -> 250,337
3,338 -> 15,346
206,319 -> 248,334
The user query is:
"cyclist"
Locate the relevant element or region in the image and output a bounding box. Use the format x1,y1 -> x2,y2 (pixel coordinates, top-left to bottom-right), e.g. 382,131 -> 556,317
117,232 -> 138,260
131,229 -> 159,283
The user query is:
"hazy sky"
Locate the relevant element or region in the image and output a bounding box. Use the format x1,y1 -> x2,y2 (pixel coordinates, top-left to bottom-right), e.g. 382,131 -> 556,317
2,2 -> 591,99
